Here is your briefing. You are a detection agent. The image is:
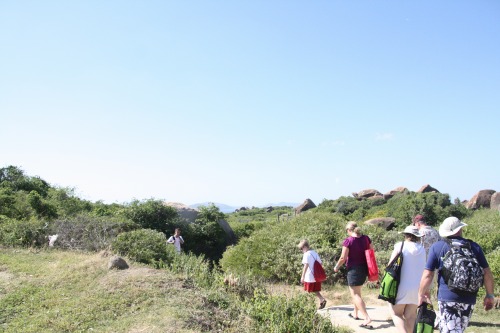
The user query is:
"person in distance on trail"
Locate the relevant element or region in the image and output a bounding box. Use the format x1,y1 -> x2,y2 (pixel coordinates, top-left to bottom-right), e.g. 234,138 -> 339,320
167,228 -> 184,253
388,225 -> 426,333
298,239 -> 327,309
333,221 -> 373,329
412,214 -> 440,257
418,217 -> 495,333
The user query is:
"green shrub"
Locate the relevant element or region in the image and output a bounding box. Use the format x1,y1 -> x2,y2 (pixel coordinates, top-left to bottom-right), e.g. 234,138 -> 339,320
485,248 -> 500,295
0,217 -> 47,247
123,199 -> 179,234
462,209 -> 500,253
220,212 -> 344,283
244,289 -> 338,333
182,204 -> 229,262
111,229 -> 174,266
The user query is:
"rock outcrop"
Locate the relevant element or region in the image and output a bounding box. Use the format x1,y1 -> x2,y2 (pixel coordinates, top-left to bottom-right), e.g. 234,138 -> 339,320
295,199 -> 316,214
364,217 -> 396,230
465,189 -> 496,209
383,187 -> 409,200
356,189 -> 383,199
491,192 -> 500,211
164,202 -> 199,223
417,184 -> 440,193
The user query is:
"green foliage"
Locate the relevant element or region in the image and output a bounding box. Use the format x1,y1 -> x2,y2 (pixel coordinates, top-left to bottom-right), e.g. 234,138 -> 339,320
244,290 -> 338,333
47,187 -> 93,217
0,217 -> 48,247
28,190 -> 58,219
182,204 -> 229,262
318,192 -> 466,229
485,248 -> 500,295
220,212 -> 344,283
50,213 -> 138,251
463,209 -> 500,253
231,221 -> 265,240
112,229 -> 174,266
123,199 -> 179,234
0,165 -> 50,197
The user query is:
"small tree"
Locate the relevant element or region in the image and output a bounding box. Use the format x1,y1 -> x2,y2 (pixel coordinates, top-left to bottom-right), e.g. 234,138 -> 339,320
123,199 -> 179,234
184,203 -> 228,262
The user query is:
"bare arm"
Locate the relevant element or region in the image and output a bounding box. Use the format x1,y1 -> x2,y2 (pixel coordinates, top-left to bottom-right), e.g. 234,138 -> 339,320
334,246 -> 349,272
483,267 -> 495,311
418,269 -> 435,305
300,263 -> 309,283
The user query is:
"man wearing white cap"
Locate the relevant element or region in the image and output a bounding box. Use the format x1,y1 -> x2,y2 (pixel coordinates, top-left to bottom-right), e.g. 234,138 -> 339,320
418,217 -> 495,333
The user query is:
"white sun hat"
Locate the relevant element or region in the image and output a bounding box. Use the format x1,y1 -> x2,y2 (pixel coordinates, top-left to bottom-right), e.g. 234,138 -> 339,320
439,216 -> 467,237
399,225 -> 422,237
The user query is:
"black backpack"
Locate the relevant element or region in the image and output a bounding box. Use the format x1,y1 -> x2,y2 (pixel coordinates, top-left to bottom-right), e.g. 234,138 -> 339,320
440,239 -> 484,294
413,302 -> 436,333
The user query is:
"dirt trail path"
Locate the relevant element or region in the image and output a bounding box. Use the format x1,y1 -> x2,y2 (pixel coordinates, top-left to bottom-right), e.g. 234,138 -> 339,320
318,304 -> 397,332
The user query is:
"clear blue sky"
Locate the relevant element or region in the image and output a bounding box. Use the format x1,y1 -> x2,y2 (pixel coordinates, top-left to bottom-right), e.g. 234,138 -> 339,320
1,1 -> 499,207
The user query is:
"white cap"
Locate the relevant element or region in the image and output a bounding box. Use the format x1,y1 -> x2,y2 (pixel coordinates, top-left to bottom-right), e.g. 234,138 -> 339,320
398,225 -> 422,237
439,216 -> 467,237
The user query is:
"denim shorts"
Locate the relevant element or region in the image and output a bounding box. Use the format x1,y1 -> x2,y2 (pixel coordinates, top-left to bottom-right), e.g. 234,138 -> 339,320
347,264 -> 368,286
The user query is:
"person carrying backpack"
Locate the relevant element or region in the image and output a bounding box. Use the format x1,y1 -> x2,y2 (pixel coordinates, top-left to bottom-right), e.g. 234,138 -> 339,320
418,217 -> 495,333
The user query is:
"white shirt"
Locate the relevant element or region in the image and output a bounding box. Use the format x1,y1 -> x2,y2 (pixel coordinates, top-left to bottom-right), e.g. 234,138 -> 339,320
391,241 -> 426,304
167,235 -> 184,252
302,250 -> 322,283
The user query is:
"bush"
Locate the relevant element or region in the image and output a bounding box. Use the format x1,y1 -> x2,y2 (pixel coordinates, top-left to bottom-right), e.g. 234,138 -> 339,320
0,217 -> 48,247
220,211 -> 344,283
462,209 -> 500,253
111,229 -> 174,266
123,199 -> 179,234
182,204 -> 229,262
50,214 -> 137,251
244,289 -> 338,333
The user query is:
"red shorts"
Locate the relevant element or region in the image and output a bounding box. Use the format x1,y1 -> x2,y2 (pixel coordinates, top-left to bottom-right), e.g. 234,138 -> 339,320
303,281 -> 322,292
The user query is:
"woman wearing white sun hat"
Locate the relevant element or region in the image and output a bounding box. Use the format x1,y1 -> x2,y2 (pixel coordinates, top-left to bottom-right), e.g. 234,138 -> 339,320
388,225 -> 426,333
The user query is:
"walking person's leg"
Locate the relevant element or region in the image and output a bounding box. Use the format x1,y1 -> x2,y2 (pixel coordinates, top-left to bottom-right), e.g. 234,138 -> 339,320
389,304 -> 407,332
349,285 -> 372,326
403,304 -> 418,333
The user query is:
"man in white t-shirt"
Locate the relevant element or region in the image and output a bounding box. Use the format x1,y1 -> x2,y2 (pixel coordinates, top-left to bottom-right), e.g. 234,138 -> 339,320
167,228 -> 184,253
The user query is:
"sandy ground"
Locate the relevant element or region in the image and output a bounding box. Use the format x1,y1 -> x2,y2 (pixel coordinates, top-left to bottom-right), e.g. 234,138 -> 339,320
318,304 -> 398,333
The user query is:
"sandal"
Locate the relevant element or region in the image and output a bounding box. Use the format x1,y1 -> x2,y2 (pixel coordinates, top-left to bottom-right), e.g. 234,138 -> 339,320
348,313 -> 361,320
318,300 -> 327,309
360,323 -> 374,330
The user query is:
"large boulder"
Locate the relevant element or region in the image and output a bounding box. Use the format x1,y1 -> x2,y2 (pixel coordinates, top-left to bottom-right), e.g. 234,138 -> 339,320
295,199 -> 316,214
164,202 -> 199,223
417,184 -> 440,193
364,217 -> 396,230
356,189 -> 383,199
383,187 -> 409,200
218,219 -> 236,245
465,189 -> 496,209
491,192 -> 500,211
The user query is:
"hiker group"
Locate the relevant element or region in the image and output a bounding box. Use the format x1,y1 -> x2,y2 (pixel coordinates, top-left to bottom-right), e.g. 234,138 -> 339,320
298,215 -> 495,333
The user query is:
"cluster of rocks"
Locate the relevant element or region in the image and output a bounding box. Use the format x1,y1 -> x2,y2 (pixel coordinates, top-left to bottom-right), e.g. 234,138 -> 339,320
350,185 -> 499,211
293,185 -> 499,215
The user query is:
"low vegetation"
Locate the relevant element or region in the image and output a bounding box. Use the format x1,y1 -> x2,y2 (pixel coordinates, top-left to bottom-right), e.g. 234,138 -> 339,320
0,165 -> 498,332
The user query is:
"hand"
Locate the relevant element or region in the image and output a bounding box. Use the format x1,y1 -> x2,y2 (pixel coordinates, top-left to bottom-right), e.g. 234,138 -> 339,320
418,294 -> 430,305
300,277 -> 304,284
484,296 -> 494,311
